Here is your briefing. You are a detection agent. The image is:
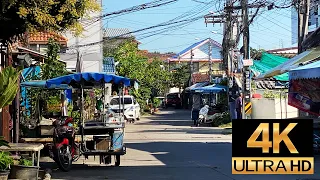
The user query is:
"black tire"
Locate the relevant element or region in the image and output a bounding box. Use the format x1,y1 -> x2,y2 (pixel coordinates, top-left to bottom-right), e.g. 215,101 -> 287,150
56,145 -> 72,172
115,155 -> 120,166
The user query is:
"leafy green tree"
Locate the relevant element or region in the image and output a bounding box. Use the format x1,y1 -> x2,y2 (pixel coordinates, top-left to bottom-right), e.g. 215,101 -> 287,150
170,64 -> 190,89
250,47 -> 266,60
145,58 -> 171,96
41,38 -> 68,80
0,0 -> 100,43
25,38 -> 67,122
107,39 -> 171,111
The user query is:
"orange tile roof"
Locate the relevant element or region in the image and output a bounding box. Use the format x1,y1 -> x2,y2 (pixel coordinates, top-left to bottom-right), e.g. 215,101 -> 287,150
192,73 -> 210,84
29,32 -> 68,45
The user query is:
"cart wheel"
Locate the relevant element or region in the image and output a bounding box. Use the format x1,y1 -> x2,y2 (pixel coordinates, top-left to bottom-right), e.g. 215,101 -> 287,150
115,155 -> 120,166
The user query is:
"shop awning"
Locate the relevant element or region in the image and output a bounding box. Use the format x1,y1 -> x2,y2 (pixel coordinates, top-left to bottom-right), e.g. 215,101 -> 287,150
250,53 -> 289,81
192,84 -> 227,93
185,81 -> 209,91
256,47 -> 320,80
20,80 -> 70,89
289,60 -> 320,80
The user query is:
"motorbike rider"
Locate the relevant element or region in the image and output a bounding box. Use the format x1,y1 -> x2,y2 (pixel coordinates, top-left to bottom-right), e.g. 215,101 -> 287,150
199,105 -> 210,123
235,93 -> 243,119
192,93 -> 201,125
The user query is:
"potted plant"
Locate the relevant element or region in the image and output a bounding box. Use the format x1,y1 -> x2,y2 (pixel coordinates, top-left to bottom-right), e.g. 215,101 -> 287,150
9,157 -> 39,180
0,137 -> 13,180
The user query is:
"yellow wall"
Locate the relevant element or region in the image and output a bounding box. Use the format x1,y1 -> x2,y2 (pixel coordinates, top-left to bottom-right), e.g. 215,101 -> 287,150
199,62 -> 221,73
169,61 -> 222,74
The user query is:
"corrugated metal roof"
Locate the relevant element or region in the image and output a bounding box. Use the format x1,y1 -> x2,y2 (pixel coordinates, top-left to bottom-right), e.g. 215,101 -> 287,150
104,28 -> 133,38
171,38 -> 222,59
250,53 -> 289,81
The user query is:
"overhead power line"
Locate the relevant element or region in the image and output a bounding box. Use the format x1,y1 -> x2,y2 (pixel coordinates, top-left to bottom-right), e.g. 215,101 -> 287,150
90,0 -> 179,22
66,16 -> 205,49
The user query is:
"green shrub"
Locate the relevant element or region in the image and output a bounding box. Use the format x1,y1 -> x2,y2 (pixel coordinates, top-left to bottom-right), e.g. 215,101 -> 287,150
19,158 -> 33,166
152,98 -> 161,108
212,112 -> 231,127
0,151 -> 13,170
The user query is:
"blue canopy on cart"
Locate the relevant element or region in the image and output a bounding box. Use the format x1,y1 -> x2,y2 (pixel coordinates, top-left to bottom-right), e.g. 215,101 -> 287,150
192,84 -> 227,93
46,72 -> 131,88
21,80 -> 70,89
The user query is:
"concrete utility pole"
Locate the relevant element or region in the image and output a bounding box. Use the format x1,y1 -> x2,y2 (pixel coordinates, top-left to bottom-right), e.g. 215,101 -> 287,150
223,0 -> 233,77
208,41 -> 212,83
205,0 -> 238,120
241,0 -> 251,119
189,48 -> 194,86
298,0 -> 310,53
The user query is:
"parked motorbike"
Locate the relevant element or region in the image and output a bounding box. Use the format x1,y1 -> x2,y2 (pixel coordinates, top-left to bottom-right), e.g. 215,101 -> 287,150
196,104 -> 228,127
50,116 -> 78,172
197,105 -> 209,127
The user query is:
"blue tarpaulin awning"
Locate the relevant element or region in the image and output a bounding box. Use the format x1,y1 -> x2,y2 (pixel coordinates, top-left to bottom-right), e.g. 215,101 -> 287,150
192,84 -> 227,93
21,80 -> 70,89
21,72 -> 131,89
289,60 -> 320,80
46,72 -> 131,88
185,81 -> 210,91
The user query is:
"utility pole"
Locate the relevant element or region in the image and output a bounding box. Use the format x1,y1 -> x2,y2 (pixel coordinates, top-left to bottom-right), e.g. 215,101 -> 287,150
297,0 -> 310,117
208,41 -> 212,83
205,0 -> 237,120
298,0 -> 310,53
224,0 -> 235,120
241,0 -> 251,119
224,0 -> 233,77
76,36 -> 80,72
189,49 -> 194,86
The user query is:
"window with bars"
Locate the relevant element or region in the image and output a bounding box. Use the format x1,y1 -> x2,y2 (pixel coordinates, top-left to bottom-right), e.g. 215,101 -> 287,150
103,57 -> 115,74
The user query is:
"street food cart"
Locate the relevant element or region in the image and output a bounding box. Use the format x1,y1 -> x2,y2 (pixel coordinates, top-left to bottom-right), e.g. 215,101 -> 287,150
20,72 -> 134,169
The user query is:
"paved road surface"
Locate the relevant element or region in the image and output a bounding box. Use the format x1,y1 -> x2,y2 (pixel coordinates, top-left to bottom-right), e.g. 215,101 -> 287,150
45,109 -> 320,180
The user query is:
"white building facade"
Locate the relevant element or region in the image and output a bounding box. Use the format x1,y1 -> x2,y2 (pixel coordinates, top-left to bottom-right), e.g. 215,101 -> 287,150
60,0 -> 103,72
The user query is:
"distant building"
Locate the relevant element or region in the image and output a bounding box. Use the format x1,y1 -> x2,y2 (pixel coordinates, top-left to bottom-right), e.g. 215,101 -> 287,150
60,0 -> 103,72
139,50 -> 175,63
266,47 -> 298,58
168,38 -> 224,84
103,28 -> 140,53
28,32 -> 68,54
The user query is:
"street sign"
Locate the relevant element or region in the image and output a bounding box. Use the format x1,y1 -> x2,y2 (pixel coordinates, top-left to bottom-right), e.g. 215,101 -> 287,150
243,59 -> 253,66
244,70 -> 251,92
245,102 -> 252,114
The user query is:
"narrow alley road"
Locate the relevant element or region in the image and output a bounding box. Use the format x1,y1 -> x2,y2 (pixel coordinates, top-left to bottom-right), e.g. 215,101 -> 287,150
49,109 -> 320,180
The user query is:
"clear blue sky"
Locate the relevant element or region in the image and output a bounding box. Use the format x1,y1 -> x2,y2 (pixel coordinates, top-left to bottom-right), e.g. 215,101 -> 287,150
102,0 -> 296,53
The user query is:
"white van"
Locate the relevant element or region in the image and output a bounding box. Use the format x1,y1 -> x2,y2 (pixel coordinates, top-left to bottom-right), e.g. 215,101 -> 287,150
108,95 -> 141,122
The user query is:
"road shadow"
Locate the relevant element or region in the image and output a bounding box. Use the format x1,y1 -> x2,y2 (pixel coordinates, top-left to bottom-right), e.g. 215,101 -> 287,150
139,109 -> 194,127
135,128 -> 232,135
46,142 -> 320,180
45,142 -> 234,180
